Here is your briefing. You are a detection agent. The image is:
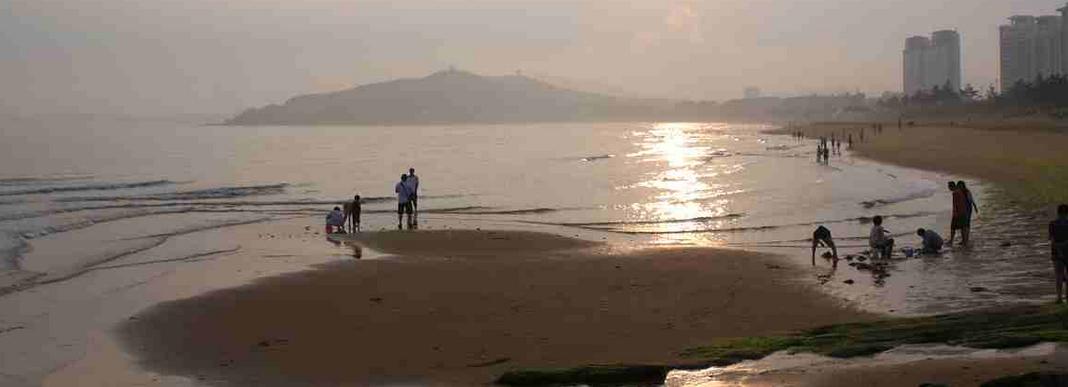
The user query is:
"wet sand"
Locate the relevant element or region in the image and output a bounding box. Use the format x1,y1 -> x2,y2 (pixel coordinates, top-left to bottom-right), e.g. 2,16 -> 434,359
119,229 -> 868,386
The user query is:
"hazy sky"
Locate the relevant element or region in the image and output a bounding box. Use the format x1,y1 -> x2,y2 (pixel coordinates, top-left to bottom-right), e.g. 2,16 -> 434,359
2,0 -> 1066,116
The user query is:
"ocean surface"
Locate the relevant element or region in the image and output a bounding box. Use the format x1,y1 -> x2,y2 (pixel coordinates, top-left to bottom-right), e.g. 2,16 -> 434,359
0,116 -> 1054,316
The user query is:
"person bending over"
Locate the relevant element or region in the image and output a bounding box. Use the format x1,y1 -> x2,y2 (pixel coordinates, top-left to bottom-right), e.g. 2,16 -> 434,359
812,225 -> 838,265
326,206 -> 345,234
916,228 -> 943,254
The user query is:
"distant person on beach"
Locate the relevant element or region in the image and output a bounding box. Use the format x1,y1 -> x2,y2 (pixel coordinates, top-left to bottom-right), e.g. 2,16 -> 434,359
344,195 -> 361,233
406,168 -> 420,216
957,180 -> 979,245
326,206 -> 345,234
869,215 -> 894,259
848,134 -> 853,148
811,225 -> 838,265
916,228 -> 944,254
1051,204 -> 1068,303
396,174 -> 413,229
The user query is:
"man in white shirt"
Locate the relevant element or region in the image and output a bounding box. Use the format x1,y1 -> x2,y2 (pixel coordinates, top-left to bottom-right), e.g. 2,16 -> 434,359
395,174 -> 412,229
406,168 -> 419,216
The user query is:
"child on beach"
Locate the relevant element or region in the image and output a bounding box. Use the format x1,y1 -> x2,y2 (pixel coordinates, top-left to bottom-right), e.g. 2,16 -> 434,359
869,215 -> 894,259
1051,204 -> 1068,303
811,225 -> 838,266
916,228 -> 944,254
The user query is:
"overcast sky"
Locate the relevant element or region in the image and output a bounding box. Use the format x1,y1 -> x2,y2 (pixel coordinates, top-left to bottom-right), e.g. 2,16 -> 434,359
2,0 -> 1066,116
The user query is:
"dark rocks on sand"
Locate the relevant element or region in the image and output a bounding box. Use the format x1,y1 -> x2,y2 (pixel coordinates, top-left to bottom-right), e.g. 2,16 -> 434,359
857,256 -> 867,262
821,252 -> 833,259
970,287 -> 989,293
1000,241 -> 1012,247
844,279 -> 855,285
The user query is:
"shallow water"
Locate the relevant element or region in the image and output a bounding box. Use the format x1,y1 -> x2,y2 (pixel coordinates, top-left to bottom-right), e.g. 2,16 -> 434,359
0,117 -> 1055,313
0,117 -> 1057,385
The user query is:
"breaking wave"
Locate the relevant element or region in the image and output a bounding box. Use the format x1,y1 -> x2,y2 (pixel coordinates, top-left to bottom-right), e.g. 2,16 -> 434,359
0,180 -> 174,197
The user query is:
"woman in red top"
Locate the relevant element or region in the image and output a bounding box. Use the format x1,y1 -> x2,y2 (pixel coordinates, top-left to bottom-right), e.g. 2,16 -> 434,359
949,181 -> 965,245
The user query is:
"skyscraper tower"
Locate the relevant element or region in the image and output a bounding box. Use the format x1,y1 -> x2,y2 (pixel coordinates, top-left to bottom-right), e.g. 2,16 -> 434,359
1000,12 -> 1064,92
902,30 -> 962,95
1061,3 -> 1068,75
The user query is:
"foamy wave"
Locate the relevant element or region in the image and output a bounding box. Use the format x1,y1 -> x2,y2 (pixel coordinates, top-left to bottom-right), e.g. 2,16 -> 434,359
0,180 -> 174,197
860,188 -> 937,209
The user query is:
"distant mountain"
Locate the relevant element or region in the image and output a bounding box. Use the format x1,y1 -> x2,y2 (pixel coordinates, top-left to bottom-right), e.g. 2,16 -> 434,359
224,70 -> 690,125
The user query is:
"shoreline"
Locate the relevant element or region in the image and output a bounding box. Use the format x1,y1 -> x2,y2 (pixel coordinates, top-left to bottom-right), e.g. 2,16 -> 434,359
770,121 -> 1068,208
118,229 -> 870,386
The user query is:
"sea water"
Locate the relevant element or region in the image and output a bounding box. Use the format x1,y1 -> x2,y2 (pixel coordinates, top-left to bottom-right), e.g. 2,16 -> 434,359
0,116 -> 1053,315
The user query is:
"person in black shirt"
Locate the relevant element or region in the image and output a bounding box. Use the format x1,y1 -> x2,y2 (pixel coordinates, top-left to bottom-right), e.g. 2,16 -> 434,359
1050,204 -> 1068,303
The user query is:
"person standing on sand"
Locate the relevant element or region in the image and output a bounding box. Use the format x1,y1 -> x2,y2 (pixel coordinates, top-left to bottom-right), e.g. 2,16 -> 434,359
344,195 -> 361,233
395,174 -> 413,229
869,215 -> 894,259
1050,205 -> 1068,303
957,180 -> 979,245
406,168 -> 420,218
812,225 -> 838,266
848,134 -> 853,149
948,181 -> 964,245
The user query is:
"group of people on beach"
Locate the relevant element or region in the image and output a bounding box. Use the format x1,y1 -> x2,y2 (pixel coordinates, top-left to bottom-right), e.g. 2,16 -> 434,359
810,173 -> 1068,304
811,180 -> 978,265
324,167 -> 421,233
395,168 -> 420,229
326,195 -> 362,234
815,136 -> 842,163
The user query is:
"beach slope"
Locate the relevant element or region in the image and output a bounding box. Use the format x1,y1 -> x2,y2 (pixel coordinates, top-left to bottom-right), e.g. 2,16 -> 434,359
119,230 -> 865,386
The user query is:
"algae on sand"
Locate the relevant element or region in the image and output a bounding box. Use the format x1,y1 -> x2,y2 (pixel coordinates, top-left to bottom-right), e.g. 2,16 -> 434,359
497,304 -> 1068,386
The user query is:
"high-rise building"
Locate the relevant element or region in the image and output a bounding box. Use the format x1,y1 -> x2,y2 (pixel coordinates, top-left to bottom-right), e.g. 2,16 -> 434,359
1061,4 -> 1068,75
902,30 -> 961,96
999,13 -> 1064,92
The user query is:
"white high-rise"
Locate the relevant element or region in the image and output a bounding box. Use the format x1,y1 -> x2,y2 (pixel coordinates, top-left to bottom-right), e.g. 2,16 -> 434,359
999,11 -> 1064,91
902,30 -> 962,96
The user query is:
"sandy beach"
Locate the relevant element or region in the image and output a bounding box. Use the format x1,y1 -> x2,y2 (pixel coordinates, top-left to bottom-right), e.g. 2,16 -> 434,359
118,229 -> 868,386
779,121 -> 1068,206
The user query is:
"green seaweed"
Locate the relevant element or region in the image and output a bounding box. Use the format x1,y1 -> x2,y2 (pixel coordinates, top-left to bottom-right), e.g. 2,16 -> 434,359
497,305 -> 1068,386
981,372 -> 1068,387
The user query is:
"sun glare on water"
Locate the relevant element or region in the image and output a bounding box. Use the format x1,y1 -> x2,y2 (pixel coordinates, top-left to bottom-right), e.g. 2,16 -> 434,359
629,122 -> 738,245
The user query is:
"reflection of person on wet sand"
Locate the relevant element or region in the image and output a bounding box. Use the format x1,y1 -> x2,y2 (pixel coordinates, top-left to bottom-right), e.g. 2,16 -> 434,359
869,215 -> 894,259
1050,204 -> 1068,303
811,225 -> 838,266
